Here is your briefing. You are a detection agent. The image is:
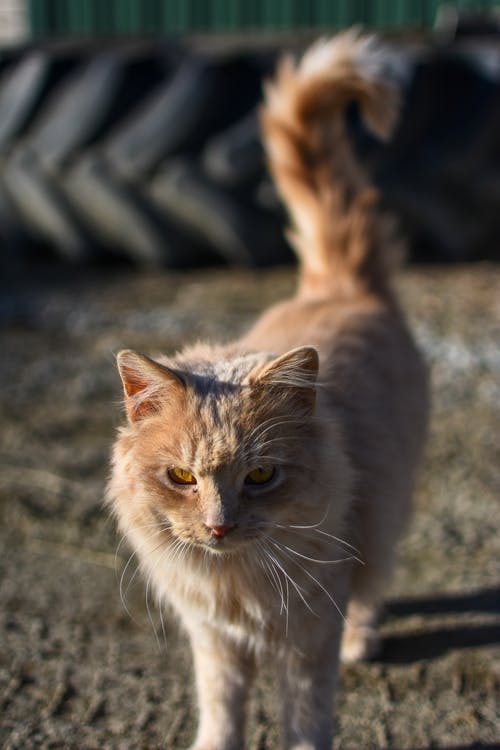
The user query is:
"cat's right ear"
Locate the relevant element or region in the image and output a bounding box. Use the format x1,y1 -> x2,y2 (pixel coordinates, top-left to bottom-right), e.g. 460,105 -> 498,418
251,346 -> 319,415
116,349 -> 185,423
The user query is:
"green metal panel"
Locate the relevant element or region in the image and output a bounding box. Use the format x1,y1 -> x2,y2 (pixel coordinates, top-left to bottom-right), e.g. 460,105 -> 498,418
27,1 -> 500,36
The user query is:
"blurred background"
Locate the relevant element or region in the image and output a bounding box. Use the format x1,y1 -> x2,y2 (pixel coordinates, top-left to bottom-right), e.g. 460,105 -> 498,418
0,3 -> 499,750
1,0 -> 500,267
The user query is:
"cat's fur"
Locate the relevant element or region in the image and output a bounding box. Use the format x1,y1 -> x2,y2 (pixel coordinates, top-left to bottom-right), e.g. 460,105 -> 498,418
107,31 -> 429,750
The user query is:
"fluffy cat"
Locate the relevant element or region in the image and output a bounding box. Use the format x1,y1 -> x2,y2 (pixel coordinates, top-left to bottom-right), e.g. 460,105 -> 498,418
107,31 -> 429,750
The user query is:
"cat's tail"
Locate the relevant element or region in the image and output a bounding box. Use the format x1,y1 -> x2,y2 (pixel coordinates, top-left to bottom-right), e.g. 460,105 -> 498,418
261,30 -> 401,296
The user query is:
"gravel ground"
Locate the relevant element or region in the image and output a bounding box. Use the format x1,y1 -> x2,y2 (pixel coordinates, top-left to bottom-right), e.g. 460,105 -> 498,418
0,262 -> 499,750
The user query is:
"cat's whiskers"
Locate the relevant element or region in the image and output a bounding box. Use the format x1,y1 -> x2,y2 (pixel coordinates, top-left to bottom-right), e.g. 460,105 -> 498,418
114,519 -> 172,575
256,539 -> 287,618
120,542 -> 165,626
288,522 -> 363,560
260,538 -> 318,621
167,536 -> 190,568
119,549 -> 142,625
144,536 -> 194,650
245,414 -> 303,442
259,541 -> 290,633
261,520 -> 364,565
267,502 -> 363,560
266,542 -> 318,621
154,550 -> 170,650
145,572 -> 162,652
284,575 -> 290,636
118,525 -> 177,628
312,529 -> 363,562
249,436 -> 302,454
268,540 -> 348,623
245,415 -> 311,449
118,520 -> 172,576
291,501 -> 331,532
264,534 -> 355,566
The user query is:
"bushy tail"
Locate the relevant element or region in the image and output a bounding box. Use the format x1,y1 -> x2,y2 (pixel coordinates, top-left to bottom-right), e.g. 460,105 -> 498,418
261,30 -> 401,296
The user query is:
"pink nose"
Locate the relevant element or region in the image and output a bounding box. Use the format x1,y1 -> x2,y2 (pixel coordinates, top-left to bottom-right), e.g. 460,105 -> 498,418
206,523 -> 236,538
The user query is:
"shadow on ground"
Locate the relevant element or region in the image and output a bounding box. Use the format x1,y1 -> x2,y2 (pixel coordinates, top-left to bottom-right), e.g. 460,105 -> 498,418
379,587 -> 500,663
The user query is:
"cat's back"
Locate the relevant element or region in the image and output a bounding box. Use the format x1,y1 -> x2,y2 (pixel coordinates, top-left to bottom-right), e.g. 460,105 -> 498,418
243,287 -> 429,481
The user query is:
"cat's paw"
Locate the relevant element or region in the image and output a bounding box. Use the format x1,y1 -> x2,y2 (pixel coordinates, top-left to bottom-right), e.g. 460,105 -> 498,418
340,623 -> 380,664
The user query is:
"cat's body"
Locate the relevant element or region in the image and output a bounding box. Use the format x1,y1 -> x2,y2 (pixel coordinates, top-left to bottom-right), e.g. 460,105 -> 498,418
108,32 -> 429,750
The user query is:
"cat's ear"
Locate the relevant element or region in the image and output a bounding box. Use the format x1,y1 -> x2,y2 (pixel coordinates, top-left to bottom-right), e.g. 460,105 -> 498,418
116,349 -> 185,423
252,346 -> 319,414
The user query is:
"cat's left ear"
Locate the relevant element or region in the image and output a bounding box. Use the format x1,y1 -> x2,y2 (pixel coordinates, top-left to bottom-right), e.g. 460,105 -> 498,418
251,346 -> 319,414
116,349 -> 185,422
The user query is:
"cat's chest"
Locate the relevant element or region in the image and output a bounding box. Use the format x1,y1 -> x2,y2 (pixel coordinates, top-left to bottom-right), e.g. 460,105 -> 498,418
162,558 -> 275,644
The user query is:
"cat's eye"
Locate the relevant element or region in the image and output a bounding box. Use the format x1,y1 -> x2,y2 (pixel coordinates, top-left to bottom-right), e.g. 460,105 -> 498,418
168,466 -> 197,485
245,466 -> 276,485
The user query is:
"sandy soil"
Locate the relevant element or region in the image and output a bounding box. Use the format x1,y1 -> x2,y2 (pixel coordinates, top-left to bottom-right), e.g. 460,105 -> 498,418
0,262 -> 499,749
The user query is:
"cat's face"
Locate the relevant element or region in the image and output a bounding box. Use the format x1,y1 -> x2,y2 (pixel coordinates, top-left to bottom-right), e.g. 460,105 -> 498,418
110,347 -> 322,556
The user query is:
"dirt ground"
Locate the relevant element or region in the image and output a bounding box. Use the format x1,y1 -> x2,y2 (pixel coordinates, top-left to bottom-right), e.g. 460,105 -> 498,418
0,261 -> 499,750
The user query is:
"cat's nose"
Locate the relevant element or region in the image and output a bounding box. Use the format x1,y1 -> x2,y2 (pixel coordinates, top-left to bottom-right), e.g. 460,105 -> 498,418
205,522 -> 236,538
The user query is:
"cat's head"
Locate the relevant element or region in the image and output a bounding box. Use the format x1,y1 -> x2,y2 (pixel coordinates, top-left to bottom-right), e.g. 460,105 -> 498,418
108,345 -> 340,558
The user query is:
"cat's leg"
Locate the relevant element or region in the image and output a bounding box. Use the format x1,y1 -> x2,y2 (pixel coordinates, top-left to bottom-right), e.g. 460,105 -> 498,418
188,623 -> 255,750
340,549 -> 390,663
280,622 -> 343,750
340,517 -> 404,663
341,484 -> 412,664
340,597 -> 380,663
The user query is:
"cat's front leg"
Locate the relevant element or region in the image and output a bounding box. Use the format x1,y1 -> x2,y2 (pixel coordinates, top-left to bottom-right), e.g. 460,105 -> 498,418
188,623 -> 255,750
280,624 -> 342,750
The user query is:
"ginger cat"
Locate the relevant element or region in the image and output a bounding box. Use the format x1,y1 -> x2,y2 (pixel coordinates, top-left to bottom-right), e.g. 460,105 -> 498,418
108,31 -> 429,750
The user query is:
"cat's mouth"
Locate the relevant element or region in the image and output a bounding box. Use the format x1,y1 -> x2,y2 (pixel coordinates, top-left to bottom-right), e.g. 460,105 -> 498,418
202,542 -> 238,556
192,532 -> 258,556
201,536 -> 250,554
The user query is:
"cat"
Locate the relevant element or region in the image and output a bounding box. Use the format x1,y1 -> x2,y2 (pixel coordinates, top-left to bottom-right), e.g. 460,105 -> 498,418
107,30 -> 429,750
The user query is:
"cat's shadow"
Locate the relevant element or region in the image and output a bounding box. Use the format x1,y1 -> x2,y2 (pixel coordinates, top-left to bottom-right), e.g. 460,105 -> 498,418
376,586 -> 500,664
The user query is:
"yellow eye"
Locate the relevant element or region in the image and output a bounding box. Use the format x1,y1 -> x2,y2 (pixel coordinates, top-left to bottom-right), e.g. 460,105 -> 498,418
245,466 -> 276,485
168,466 -> 197,485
